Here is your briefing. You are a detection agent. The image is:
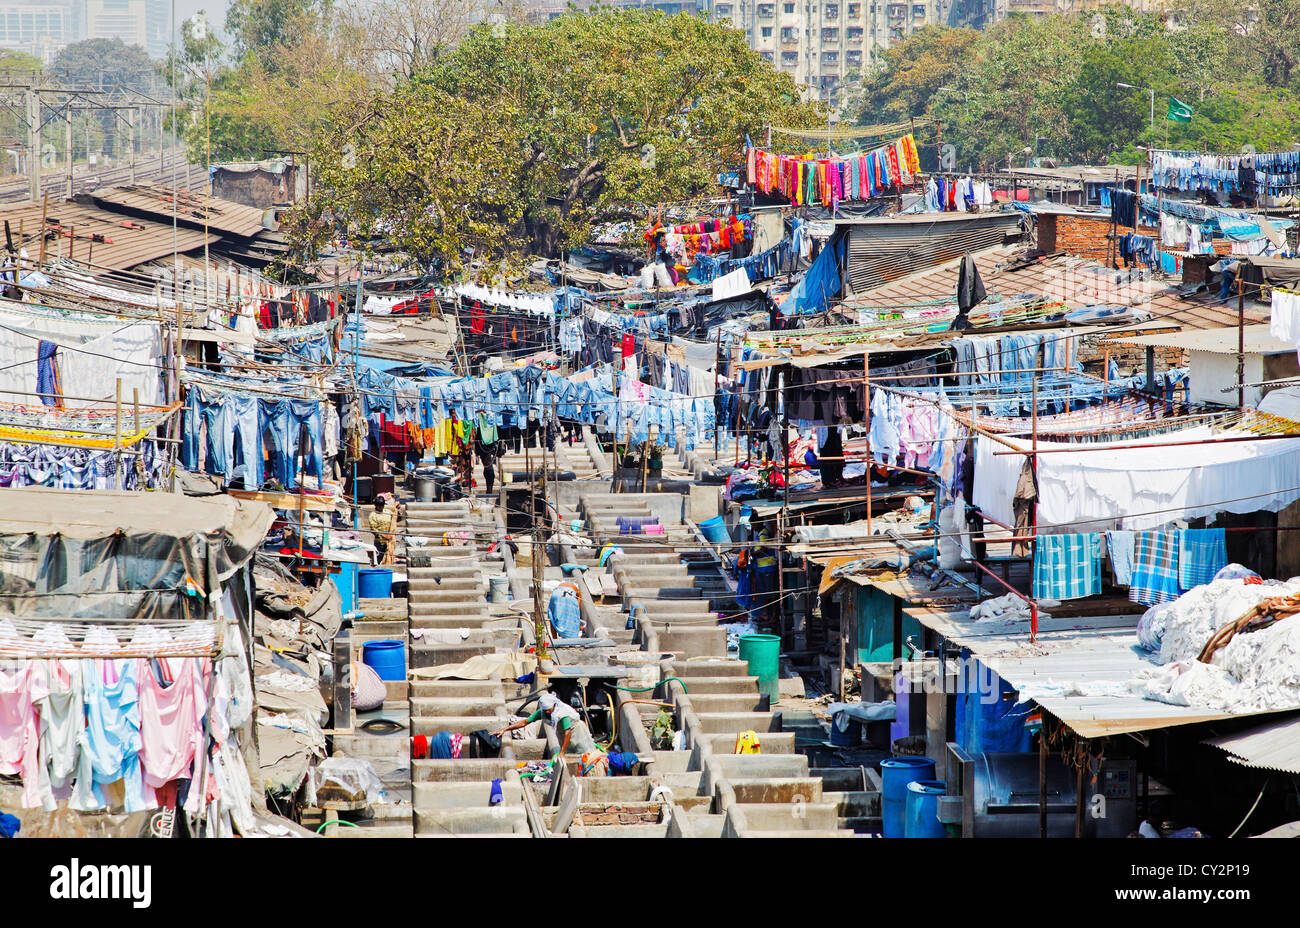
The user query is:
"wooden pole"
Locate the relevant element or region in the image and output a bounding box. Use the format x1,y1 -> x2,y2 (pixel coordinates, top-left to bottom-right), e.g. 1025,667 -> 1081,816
713,329 -> 721,462
1038,719 -> 1048,839
37,192 -> 48,270
114,378 -> 122,489
1238,277 -> 1246,409
1030,376 -> 1039,643
1074,741 -> 1087,838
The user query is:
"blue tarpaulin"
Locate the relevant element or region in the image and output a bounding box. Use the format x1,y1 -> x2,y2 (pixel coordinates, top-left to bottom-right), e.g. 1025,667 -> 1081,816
779,234 -> 844,316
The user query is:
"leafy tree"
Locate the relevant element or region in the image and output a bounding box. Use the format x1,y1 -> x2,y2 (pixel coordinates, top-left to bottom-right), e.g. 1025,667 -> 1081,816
308,9 -> 823,267
226,0 -> 333,69
49,39 -> 158,94
857,9 -> 1300,169
853,25 -> 979,127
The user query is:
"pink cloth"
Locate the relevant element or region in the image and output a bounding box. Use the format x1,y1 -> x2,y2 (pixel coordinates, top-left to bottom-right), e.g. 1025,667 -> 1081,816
0,662 -> 50,808
138,657 -> 208,809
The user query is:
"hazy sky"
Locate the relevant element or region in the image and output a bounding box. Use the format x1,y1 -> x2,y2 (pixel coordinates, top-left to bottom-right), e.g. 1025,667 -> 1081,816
173,0 -> 228,37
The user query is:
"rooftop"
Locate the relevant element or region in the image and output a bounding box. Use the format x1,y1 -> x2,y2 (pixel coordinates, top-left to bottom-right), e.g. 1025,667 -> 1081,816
844,246 -> 1269,331
83,184 -> 273,239
0,199 -> 217,272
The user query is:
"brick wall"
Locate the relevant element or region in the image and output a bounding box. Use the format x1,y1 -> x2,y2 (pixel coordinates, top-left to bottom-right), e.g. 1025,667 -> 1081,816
1037,213 -> 1159,264
1077,335 -> 1185,378
575,802 -> 665,826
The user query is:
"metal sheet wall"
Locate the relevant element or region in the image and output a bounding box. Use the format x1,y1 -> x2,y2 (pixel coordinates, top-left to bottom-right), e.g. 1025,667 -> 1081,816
845,213 -> 1025,295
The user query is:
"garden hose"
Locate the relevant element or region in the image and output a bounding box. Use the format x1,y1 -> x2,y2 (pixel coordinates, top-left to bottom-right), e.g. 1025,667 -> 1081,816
610,677 -> 688,694
315,819 -> 362,833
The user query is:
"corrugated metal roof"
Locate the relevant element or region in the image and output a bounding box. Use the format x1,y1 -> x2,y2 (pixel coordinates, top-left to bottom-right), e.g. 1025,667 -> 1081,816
903,604 -> 1299,738
1006,165 -> 1137,183
1203,713 -> 1300,773
850,246 -> 1270,331
85,184 -> 272,238
1106,325 -> 1293,355
0,199 -> 218,271
844,212 -> 1027,294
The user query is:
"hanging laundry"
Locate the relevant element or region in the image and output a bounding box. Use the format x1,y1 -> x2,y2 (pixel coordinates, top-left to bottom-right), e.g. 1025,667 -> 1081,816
1129,530 -> 1181,605
1175,528 -> 1228,590
1032,533 -> 1102,601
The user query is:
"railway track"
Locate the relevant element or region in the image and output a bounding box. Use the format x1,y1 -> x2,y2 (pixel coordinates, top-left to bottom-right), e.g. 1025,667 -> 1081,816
0,149 -> 207,203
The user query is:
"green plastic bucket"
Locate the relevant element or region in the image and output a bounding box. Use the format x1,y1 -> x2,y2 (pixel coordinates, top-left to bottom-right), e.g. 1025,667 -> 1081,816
738,633 -> 781,704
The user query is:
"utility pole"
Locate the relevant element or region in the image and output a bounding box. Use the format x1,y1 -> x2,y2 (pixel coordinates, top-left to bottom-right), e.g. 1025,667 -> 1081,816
65,106 -> 73,199
25,86 -> 40,203
128,107 -> 136,184
531,454 -> 550,675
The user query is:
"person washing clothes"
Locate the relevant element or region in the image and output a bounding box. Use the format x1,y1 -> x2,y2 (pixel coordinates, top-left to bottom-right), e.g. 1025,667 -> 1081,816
493,692 -> 596,756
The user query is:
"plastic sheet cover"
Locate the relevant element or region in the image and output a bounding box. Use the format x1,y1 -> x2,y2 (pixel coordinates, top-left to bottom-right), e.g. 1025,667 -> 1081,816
0,487 -> 273,619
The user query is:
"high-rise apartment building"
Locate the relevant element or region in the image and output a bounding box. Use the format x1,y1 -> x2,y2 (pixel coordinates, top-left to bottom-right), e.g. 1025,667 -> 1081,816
705,0 -> 952,111
0,1 -> 74,60
84,0 -> 147,49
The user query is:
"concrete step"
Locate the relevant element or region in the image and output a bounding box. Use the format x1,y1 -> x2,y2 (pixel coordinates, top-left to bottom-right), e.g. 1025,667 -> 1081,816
413,781 -> 522,808
410,696 -> 502,716
736,802 -> 840,831
671,660 -> 751,677
408,602 -> 490,616
686,693 -> 766,714
409,616 -> 508,630
414,806 -> 527,836
730,777 -> 824,804
408,577 -> 484,592
636,598 -> 714,615
407,564 -> 484,576
694,711 -> 779,734
710,753 -> 809,778
700,732 -> 796,754
412,759 -> 519,782
329,823 -> 415,838
684,812 -> 727,838
568,824 -> 668,838
409,715 -> 508,736
663,772 -> 706,793
657,627 -> 726,660
409,644 -> 496,668
676,676 -> 759,694
410,680 -> 504,698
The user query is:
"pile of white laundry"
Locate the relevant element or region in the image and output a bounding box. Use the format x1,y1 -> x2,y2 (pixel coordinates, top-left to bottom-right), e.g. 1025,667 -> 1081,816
1134,576 -> 1300,712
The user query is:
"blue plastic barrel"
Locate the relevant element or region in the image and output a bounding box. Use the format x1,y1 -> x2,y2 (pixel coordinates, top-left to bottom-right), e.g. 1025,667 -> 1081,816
362,639 -> 405,681
698,515 -> 731,544
904,779 -> 947,838
881,756 -> 936,838
358,567 -> 393,598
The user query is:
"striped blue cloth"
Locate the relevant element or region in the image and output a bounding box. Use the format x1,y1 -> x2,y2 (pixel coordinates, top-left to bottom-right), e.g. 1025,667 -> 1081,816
1177,528 -> 1228,590
1033,533 -> 1103,601
547,588 -> 583,638
1129,530 -> 1181,605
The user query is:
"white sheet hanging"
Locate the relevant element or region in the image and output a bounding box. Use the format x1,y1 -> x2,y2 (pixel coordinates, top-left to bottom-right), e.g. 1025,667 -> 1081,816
974,427 -> 1300,531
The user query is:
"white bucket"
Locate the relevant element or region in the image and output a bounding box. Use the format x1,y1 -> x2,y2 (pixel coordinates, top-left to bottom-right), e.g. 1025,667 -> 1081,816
488,575 -> 510,603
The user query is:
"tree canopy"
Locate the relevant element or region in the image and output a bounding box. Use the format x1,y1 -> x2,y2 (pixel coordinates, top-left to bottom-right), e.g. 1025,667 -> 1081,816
856,6 -> 1300,169
302,9 -> 822,269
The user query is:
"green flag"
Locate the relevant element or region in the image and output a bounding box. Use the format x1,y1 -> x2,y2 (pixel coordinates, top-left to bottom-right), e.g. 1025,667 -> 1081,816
1167,97 -> 1193,123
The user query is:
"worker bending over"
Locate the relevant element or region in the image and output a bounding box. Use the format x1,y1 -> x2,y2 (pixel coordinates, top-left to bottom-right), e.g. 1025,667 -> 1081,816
494,692 -> 595,756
